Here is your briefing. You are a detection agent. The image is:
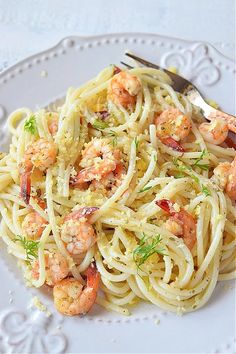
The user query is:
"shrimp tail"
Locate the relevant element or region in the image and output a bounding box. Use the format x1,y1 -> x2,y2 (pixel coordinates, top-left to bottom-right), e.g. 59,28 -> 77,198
226,157 -> 236,201
208,111 -> 236,134
113,66 -> 121,75
156,199 -> 196,250
20,172 -> 31,205
161,137 -> 185,152
31,196 -> 47,210
78,207 -> 99,218
225,136 -> 236,150
78,262 -> 100,315
156,199 -> 176,215
64,207 -> 99,222
70,168 -> 93,186
85,262 -> 100,291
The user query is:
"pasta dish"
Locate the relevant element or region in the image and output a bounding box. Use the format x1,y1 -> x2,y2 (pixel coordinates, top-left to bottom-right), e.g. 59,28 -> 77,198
0,65 -> 235,316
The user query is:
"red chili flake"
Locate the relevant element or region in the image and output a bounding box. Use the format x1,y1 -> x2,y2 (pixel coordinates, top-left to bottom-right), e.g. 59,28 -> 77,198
161,137 -> 185,152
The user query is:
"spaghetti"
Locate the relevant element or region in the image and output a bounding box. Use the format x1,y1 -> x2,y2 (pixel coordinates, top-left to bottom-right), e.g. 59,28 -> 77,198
0,65 -> 235,316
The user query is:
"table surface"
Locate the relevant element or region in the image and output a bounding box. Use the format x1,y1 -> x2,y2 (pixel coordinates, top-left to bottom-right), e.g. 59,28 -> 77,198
0,0 -> 235,73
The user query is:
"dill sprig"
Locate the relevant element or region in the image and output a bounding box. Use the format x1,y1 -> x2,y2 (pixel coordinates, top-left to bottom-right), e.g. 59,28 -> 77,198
173,158 -> 199,183
14,235 -> 39,262
201,184 -> 211,196
133,233 -> 166,271
24,115 -> 38,135
92,119 -> 109,130
107,130 -> 118,146
193,149 -> 209,171
173,158 -> 211,196
173,157 -> 192,172
134,137 -> 139,149
138,185 -> 152,193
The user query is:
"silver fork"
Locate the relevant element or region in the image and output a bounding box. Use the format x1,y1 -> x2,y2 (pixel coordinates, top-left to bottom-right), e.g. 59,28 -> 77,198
122,53 -> 236,134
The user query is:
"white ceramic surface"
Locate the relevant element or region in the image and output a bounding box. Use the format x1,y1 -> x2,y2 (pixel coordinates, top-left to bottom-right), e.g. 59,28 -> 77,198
0,0 -> 235,71
0,34 -> 235,354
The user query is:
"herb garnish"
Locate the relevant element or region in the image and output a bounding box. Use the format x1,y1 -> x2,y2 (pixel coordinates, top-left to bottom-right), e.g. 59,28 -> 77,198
14,235 -> 39,262
24,115 -> 38,135
133,233 -> 166,271
201,185 -> 211,196
193,149 -> 209,171
138,185 -> 152,193
108,130 -> 118,146
175,173 -> 185,179
173,157 -> 192,172
134,137 -> 139,149
92,119 -> 109,130
173,158 -> 199,183
173,158 -> 212,196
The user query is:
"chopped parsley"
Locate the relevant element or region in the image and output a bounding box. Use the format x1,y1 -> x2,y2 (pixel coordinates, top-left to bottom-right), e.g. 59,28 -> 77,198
14,235 -> 39,262
24,115 -> 38,135
133,233 -> 166,271
92,119 -> 109,130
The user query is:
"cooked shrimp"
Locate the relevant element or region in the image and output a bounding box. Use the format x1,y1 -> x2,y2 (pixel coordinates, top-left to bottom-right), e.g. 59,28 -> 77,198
61,207 -> 98,255
108,71 -> 141,108
213,162 -> 232,189
70,138 -> 121,186
160,137 -> 185,152
19,138 -> 57,204
21,138 -> 57,171
32,251 -> 69,286
213,156 -> 236,200
22,212 -> 47,239
165,218 -> 183,236
156,199 -> 196,250
90,162 -> 126,196
53,262 -> 100,316
155,108 -> 191,142
46,112 -> 58,135
226,156 -> 236,200
30,195 -> 47,210
199,118 -> 228,145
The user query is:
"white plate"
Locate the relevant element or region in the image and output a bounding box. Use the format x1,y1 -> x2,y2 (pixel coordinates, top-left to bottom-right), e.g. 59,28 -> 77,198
0,34 -> 235,354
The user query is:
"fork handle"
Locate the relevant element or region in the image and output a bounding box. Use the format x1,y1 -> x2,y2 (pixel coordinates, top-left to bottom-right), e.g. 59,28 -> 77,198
186,87 -> 236,133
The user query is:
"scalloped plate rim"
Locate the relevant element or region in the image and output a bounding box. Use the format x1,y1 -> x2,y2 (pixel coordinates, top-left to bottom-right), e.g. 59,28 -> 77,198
0,32 -> 234,80
0,32 -> 235,354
